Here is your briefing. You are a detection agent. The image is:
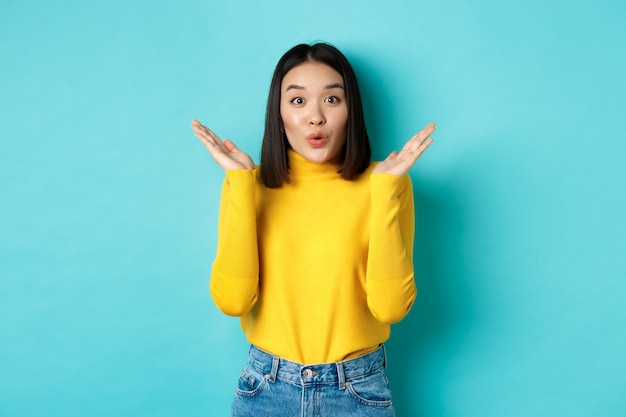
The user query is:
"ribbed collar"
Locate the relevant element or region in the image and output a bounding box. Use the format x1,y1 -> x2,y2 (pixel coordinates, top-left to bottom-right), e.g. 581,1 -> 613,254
287,149 -> 342,178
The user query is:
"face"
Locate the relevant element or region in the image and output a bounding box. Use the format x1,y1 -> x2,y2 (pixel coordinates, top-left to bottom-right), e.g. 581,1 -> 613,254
280,61 -> 348,164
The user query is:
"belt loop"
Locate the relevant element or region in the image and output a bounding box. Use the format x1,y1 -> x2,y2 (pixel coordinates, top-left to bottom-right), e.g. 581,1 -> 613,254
336,361 -> 346,390
268,356 -> 279,383
381,344 -> 387,369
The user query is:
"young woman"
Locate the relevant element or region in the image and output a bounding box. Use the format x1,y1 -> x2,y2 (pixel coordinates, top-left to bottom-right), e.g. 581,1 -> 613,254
192,42 -> 435,417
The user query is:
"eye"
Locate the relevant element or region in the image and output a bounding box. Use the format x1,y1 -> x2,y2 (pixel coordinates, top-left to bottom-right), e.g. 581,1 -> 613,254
325,96 -> 341,104
290,97 -> 304,105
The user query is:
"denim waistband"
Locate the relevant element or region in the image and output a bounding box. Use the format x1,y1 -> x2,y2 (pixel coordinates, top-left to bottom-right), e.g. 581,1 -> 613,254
247,345 -> 387,388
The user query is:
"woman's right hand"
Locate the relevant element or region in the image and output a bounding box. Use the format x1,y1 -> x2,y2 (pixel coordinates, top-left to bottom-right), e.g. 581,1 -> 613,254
191,119 -> 255,171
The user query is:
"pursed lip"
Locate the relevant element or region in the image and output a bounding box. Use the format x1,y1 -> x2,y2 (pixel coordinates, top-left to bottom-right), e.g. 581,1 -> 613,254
307,131 -> 328,141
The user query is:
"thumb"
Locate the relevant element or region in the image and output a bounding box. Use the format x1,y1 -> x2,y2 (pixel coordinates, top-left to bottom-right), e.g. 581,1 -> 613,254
386,151 -> 399,160
223,139 -> 238,153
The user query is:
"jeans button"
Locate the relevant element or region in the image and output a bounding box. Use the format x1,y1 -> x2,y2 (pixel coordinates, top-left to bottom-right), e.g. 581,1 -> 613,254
303,369 -> 313,378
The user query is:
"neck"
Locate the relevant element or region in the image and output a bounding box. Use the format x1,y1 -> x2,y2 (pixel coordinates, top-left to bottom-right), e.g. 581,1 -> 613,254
287,149 -> 342,177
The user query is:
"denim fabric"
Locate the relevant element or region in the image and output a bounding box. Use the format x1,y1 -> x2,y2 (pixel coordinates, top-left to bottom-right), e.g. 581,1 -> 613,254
231,345 -> 395,417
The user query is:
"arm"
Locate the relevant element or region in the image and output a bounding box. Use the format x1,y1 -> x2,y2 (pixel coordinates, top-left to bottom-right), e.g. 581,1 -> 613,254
365,173 -> 416,324
365,123 -> 434,323
191,119 -> 259,316
209,169 -> 260,316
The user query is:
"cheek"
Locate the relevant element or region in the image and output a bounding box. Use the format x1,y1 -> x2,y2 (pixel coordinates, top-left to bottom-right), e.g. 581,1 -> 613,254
335,104 -> 348,122
334,109 -> 349,132
280,108 -> 299,130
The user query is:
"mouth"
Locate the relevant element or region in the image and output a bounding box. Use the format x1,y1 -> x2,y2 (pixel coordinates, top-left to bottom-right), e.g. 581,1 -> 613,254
307,132 -> 328,148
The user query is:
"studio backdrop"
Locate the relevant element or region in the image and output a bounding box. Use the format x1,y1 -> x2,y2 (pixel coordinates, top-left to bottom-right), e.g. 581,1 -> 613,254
1,1 -> 625,416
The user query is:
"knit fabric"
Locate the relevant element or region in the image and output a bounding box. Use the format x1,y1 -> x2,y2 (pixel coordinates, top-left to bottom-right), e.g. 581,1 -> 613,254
210,150 -> 416,364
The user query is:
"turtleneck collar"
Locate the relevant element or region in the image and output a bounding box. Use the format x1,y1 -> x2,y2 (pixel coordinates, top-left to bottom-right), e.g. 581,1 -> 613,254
287,149 -> 342,178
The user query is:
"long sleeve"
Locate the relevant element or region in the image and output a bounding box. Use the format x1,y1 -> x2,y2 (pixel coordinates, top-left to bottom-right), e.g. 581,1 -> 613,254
209,169 -> 259,316
365,173 -> 416,324
214,152 -> 419,363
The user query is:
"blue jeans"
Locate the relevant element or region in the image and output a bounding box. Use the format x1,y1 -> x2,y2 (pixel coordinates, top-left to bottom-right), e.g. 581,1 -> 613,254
231,345 -> 396,417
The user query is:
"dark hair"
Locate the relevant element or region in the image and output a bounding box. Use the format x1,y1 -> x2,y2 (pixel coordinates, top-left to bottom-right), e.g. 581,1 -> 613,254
260,43 -> 371,188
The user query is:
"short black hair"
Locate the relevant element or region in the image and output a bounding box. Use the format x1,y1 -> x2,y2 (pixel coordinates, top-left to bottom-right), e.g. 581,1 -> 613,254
260,43 -> 371,188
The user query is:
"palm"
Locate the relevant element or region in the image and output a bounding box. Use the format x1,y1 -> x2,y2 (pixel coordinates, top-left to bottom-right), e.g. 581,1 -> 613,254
191,119 -> 254,171
373,123 -> 435,176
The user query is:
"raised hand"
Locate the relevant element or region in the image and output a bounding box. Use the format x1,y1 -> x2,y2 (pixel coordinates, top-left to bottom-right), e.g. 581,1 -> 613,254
373,123 -> 435,176
191,119 -> 255,171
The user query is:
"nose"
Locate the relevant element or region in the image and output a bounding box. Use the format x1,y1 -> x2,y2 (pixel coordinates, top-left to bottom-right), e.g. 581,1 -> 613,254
309,104 -> 325,126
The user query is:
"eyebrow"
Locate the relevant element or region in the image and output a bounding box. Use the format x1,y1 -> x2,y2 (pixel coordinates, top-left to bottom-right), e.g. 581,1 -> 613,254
284,83 -> 345,92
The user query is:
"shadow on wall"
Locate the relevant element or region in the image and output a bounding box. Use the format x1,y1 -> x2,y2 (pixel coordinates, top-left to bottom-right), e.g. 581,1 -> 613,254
386,182 -> 473,417
350,50 -> 475,416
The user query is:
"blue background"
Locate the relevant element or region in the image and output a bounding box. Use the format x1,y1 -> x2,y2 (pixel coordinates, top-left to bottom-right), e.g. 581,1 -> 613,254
1,0 -> 625,416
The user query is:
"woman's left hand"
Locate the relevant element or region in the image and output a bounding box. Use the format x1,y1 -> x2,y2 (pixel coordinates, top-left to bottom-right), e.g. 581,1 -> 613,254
372,123 -> 436,176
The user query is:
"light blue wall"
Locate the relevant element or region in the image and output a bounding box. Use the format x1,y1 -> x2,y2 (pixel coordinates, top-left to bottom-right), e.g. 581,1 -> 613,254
1,1 -> 624,416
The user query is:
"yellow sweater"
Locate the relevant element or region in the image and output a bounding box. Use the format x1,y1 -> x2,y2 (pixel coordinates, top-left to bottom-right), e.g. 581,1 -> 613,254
210,150 -> 416,364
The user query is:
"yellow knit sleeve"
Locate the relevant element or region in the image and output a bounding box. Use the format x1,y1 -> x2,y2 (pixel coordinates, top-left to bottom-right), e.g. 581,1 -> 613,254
366,173 -> 416,324
209,169 -> 259,317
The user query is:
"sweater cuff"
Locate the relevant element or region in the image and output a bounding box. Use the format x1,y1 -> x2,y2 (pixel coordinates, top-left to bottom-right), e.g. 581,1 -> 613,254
225,168 -> 256,181
224,169 -> 257,194
370,173 -> 407,202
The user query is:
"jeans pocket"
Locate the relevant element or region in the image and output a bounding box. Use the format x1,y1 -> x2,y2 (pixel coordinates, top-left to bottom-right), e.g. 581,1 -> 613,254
345,369 -> 393,407
235,365 -> 268,398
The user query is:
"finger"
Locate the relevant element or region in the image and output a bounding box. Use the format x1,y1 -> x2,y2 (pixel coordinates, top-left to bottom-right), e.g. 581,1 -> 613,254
192,123 -> 227,151
192,123 -> 218,142
406,136 -> 434,156
412,123 -> 436,145
420,122 -> 436,137
395,135 -> 434,167
385,151 -> 399,160
223,139 -> 238,153
418,136 -> 434,153
191,119 -> 212,137
194,130 -> 223,151
191,119 -> 216,137
401,125 -> 435,155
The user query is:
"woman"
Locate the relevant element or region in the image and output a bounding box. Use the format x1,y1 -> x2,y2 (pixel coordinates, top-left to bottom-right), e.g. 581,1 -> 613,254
192,42 -> 435,417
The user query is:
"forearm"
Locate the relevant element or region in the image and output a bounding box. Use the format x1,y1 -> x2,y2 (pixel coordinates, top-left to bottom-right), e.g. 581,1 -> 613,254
210,169 -> 259,316
366,173 -> 416,324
